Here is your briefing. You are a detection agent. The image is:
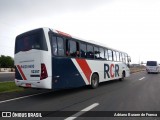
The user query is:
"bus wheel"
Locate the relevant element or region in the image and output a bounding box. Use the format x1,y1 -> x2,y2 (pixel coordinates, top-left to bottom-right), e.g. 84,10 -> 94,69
119,71 -> 125,81
91,74 -> 99,89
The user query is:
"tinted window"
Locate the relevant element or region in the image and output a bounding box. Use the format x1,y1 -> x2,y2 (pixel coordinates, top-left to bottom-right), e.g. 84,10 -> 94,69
94,46 -> 99,59
15,28 -> 48,54
116,52 -> 120,61
119,53 -> 122,62
51,36 -> 57,55
99,48 -> 105,59
57,37 -> 64,56
68,40 -> 76,57
105,49 -> 109,60
87,45 -> 94,59
113,51 -> 117,61
125,54 -> 128,63
122,53 -> 125,62
147,61 -> 157,66
80,43 -> 86,58
108,49 -> 113,61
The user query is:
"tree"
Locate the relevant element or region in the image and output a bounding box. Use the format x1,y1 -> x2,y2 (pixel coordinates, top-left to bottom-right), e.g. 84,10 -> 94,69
0,55 -> 14,68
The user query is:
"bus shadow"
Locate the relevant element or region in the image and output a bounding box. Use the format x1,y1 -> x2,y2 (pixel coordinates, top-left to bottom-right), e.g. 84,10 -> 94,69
99,79 -> 122,87
30,79 -> 123,100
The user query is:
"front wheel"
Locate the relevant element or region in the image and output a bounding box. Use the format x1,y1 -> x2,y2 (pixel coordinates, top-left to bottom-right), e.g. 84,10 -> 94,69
119,71 -> 125,81
91,74 -> 99,89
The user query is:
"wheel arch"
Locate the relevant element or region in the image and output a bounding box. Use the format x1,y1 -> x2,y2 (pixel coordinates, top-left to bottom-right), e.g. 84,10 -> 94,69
122,70 -> 126,77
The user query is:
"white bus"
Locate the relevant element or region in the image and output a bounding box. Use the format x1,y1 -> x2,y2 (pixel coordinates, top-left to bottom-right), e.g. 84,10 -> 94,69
14,28 -> 131,90
146,61 -> 160,74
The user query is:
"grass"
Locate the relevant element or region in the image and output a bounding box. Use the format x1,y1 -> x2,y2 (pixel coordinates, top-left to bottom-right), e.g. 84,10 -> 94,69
0,81 -> 24,93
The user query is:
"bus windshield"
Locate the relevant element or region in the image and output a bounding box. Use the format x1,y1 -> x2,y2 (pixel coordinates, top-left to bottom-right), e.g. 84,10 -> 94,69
15,28 -> 48,54
147,61 -> 157,66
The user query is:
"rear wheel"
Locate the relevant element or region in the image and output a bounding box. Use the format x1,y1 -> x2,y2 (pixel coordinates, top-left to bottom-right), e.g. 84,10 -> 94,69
91,74 -> 99,89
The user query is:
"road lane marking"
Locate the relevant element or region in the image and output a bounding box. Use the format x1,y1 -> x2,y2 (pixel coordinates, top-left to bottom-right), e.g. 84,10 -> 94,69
0,91 -> 51,104
65,103 -> 99,120
139,77 -> 145,80
0,72 -> 15,74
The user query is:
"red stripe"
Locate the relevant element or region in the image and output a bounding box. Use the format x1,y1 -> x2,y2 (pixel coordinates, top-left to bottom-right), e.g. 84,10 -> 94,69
76,59 -> 92,83
17,65 -> 27,80
56,30 -> 72,38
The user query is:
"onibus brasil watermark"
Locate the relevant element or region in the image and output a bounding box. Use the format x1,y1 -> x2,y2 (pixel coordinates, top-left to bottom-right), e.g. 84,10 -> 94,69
1,112 -> 42,118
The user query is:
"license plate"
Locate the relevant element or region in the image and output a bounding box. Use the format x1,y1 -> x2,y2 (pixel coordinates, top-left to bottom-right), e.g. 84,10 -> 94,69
26,83 -> 31,87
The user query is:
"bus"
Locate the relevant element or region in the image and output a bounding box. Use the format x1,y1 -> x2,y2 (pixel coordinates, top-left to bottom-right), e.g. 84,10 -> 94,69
14,28 -> 131,90
146,61 -> 160,74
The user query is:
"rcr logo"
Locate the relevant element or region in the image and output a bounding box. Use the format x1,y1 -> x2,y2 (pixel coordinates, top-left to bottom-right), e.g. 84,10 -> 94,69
104,64 -> 119,79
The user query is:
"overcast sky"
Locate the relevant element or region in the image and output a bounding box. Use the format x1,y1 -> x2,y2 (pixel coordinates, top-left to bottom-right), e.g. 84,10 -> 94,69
0,0 -> 160,64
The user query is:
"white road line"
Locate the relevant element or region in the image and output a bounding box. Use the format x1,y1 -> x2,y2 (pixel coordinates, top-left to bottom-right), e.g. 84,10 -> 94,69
0,72 -> 15,74
65,103 -> 99,120
139,77 -> 145,80
0,91 -> 51,104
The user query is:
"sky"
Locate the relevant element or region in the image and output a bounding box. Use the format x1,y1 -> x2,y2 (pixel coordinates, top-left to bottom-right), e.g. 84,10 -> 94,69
0,0 -> 160,64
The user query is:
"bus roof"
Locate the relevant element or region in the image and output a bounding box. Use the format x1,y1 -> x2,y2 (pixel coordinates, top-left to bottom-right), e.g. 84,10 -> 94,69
17,27 -> 128,55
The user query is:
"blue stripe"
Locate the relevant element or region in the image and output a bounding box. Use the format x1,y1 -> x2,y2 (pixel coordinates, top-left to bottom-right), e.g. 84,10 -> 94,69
52,57 -> 86,90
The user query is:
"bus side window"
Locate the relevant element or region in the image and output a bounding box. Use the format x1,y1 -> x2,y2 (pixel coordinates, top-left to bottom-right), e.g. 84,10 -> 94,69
87,44 -> 94,59
125,53 -> 128,63
122,53 -> 125,63
99,48 -> 105,59
94,46 -> 99,59
116,51 -> 120,61
113,51 -> 117,61
105,49 -> 109,60
80,43 -> 87,58
76,42 -> 80,57
108,49 -> 113,61
57,37 -> 64,56
119,53 -> 122,62
51,36 -> 57,55
67,40 -> 78,57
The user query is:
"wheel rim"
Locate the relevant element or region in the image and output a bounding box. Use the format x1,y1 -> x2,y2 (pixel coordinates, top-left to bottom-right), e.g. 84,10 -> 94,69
92,77 -> 98,87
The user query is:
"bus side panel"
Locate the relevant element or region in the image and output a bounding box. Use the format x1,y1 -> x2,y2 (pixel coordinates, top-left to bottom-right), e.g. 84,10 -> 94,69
86,60 -> 130,82
86,60 -> 125,82
52,57 -> 86,90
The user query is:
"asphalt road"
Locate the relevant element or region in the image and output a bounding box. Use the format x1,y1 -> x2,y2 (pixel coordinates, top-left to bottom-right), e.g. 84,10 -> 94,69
0,72 -> 14,82
0,71 -> 160,120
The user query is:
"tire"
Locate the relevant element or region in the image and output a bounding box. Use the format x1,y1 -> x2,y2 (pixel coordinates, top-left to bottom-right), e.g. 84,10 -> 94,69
119,71 -> 125,81
91,74 -> 99,89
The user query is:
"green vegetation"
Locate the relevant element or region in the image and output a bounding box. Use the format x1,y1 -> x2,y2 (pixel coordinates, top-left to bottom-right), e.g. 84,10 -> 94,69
0,55 -> 14,68
0,82 -> 24,93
